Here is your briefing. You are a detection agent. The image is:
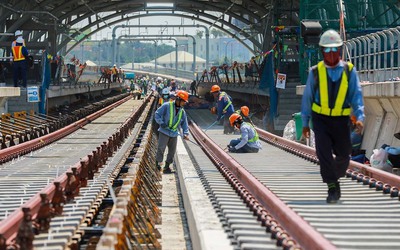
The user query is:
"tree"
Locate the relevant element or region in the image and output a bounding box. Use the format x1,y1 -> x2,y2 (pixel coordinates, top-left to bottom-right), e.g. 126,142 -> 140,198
196,30 -> 204,39
211,28 -> 224,38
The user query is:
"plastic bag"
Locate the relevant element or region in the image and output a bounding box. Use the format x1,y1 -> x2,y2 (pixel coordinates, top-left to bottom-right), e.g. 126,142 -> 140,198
370,148 -> 392,172
283,120 -> 296,141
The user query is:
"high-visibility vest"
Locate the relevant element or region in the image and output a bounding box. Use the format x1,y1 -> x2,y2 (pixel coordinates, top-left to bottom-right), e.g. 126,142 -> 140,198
311,61 -> 352,116
244,122 -> 259,142
12,46 -> 25,61
168,101 -> 183,131
219,92 -> 232,112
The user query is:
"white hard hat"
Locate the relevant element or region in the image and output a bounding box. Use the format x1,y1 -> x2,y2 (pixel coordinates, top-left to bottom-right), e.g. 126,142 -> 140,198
319,29 -> 343,47
15,30 -> 23,36
16,37 -> 24,44
162,88 -> 169,95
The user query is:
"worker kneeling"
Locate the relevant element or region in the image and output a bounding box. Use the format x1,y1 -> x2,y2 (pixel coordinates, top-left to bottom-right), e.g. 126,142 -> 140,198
227,113 -> 262,153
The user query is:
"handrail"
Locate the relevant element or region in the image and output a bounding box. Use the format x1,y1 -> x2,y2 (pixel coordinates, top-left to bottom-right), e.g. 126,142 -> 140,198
344,26 -> 400,82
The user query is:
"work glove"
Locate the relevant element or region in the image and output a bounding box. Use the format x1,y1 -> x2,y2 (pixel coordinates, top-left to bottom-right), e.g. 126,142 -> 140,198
302,127 -> 310,139
228,147 -> 237,153
355,120 -> 364,134
160,123 -> 168,129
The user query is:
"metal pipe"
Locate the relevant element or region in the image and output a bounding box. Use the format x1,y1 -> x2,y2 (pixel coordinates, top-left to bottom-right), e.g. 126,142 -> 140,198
112,24 -> 209,68
118,36 -> 178,75
383,29 -> 395,80
378,32 -> 388,81
118,34 -> 196,77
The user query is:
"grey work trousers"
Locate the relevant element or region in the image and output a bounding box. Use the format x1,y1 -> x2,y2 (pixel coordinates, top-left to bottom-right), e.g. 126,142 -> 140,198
156,132 -> 178,164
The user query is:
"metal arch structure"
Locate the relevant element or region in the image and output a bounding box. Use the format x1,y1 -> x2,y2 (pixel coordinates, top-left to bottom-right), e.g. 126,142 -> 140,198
0,0 -> 275,56
60,13 -> 261,55
117,34 -> 197,75
111,25 -> 200,67
117,37 -> 180,74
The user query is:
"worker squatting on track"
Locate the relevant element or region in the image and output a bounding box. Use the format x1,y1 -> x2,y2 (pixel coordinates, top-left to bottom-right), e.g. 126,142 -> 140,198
227,113 -> 262,153
154,90 -> 190,174
210,84 -> 235,134
301,29 -> 365,204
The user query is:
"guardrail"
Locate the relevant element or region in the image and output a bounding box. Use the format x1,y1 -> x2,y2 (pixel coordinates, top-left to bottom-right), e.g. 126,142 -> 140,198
344,26 -> 400,82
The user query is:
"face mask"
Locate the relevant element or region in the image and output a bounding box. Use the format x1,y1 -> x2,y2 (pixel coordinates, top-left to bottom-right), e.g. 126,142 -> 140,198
163,95 -> 169,99
322,48 -> 341,66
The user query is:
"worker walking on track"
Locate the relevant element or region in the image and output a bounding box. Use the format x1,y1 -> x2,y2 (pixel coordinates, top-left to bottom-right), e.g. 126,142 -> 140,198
155,90 -> 190,173
227,113 -> 261,153
301,29 -> 365,203
210,85 -> 235,134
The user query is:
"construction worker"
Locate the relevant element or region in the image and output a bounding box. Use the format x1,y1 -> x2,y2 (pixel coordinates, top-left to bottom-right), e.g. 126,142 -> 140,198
111,65 -> 117,82
11,37 -> 29,88
301,29 -> 364,203
155,90 -> 190,173
227,113 -> 262,153
11,30 -> 25,48
159,88 -> 170,106
235,106 -> 253,125
210,85 -> 235,134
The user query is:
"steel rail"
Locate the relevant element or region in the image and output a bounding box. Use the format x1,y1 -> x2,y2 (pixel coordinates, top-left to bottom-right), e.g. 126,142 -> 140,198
0,95 -> 131,163
0,94 -> 153,243
189,121 -> 336,250
255,128 -> 400,194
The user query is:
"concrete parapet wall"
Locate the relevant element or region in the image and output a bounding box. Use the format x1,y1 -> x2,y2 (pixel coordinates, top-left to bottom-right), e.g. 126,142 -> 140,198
297,81 -> 400,157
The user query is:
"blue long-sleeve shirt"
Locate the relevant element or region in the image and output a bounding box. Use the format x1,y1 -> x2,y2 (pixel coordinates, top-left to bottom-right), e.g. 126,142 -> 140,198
301,61 -> 365,127
155,101 -> 189,137
234,122 -> 262,150
216,91 -> 234,121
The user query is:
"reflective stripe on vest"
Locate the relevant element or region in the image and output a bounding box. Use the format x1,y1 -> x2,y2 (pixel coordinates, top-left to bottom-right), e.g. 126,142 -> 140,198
311,61 -> 352,116
220,92 -> 232,112
12,46 -> 25,61
241,122 -> 259,142
168,101 -> 183,131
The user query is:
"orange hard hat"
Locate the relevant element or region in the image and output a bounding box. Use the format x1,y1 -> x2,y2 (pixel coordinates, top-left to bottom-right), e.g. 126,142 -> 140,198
176,90 -> 189,102
240,106 -> 249,117
229,113 -> 242,127
210,107 -> 217,114
210,85 -> 221,93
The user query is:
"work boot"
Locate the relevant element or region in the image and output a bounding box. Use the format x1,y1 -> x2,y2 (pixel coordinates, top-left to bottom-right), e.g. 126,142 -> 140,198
336,182 -> 341,199
163,162 -> 172,174
326,182 -> 340,203
156,162 -> 161,171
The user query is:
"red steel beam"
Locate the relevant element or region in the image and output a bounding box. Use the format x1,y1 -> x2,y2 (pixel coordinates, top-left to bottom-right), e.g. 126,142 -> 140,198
256,128 -> 400,189
0,94 -> 150,243
190,123 -> 336,250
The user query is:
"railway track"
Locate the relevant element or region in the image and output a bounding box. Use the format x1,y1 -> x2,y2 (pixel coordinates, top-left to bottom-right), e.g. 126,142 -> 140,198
1,101 -> 400,249
0,93 -> 157,249
181,111 -> 400,250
